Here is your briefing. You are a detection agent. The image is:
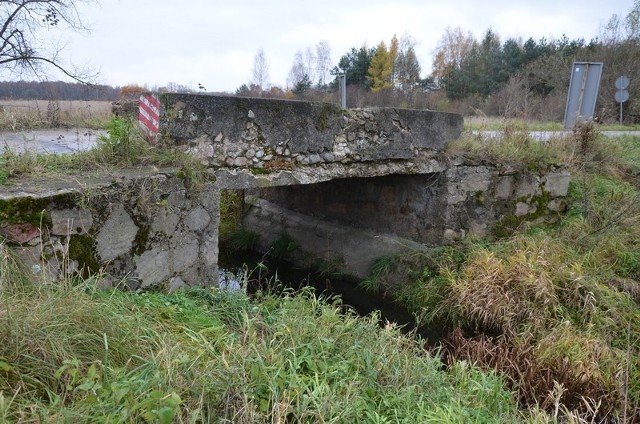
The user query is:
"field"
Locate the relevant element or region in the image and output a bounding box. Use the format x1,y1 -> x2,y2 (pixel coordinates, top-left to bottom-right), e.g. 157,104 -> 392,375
0,100 -> 112,131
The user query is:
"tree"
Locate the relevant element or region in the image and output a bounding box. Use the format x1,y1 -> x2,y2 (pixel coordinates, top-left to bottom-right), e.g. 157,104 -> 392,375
389,34 -> 399,85
250,48 -> 270,92
292,74 -> 312,95
334,45 -> 375,88
0,0 -> 96,83
315,40 -> 331,88
431,27 -> 476,86
394,35 -> 421,91
304,46 -> 316,85
287,50 -> 306,89
368,41 -> 393,92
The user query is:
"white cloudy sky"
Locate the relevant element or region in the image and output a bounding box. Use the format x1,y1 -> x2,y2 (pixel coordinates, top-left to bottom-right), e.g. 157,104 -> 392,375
18,0 -> 637,91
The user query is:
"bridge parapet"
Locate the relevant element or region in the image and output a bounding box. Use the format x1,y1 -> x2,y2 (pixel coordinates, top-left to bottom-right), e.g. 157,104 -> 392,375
160,94 -> 463,172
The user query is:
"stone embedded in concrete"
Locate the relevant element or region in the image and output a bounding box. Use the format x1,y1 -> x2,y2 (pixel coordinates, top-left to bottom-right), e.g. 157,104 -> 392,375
96,205 -> 138,261
514,174 -> 541,199
168,189 -> 189,209
135,248 -> 171,288
0,223 -> 40,244
185,206 -> 211,232
468,221 -> 488,237
515,202 -> 533,216
168,276 -> 186,293
151,208 -> 180,236
51,208 -> 93,235
494,176 -> 514,199
443,229 -> 457,241
171,240 -> 199,272
543,171 -> 571,197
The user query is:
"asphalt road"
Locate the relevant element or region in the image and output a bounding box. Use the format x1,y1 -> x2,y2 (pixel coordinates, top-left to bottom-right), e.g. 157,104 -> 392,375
0,128 -> 105,154
474,130 -> 640,141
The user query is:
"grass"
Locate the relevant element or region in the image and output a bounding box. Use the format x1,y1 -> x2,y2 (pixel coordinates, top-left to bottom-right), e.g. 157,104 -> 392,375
382,124 -> 640,421
0,116 -> 206,185
463,116 -> 640,132
0,249 -> 544,423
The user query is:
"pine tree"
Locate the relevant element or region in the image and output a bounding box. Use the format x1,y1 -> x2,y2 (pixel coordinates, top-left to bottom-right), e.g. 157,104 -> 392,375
368,41 -> 393,92
389,34 -> 399,85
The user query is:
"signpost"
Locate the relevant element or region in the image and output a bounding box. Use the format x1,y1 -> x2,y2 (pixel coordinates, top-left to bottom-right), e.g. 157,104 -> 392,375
615,75 -> 630,125
138,93 -> 160,144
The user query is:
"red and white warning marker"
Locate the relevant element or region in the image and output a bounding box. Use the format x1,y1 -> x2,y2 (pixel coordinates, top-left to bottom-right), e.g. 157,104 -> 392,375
138,93 -> 160,144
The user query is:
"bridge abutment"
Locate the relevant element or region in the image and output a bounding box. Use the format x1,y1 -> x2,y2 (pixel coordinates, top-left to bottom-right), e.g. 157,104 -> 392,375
0,170 -> 220,289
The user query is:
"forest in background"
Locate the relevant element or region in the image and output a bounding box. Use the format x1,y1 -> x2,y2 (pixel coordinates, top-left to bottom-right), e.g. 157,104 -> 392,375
0,80 -> 118,101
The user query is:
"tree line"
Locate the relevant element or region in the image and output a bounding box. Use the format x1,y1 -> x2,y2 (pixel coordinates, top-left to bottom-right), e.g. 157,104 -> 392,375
239,1 -> 640,123
0,80 -> 119,101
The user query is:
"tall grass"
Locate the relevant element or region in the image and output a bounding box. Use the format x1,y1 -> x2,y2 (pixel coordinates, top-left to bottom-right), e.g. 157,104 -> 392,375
0,247 -> 541,422
391,125 -> 640,421
0,100 -> 112,131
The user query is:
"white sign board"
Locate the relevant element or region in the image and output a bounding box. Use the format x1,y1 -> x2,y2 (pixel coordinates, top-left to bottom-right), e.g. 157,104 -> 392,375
563,62 -> 603,130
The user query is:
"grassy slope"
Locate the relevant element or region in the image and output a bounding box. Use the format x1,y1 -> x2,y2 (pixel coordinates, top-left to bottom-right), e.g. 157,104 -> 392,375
388,127 -> 640,422
0,276 -> 536,423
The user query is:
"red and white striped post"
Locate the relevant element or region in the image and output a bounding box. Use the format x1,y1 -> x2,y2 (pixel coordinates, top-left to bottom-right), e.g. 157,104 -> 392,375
138,93 -> 160,144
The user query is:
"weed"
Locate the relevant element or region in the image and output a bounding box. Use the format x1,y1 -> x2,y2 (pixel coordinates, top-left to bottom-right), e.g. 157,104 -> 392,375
269,232 -> 297,259
224,228 -> 258,253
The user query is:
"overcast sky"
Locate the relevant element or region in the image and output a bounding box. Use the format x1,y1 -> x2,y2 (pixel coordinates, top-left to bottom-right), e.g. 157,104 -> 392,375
22,0 -> 638,91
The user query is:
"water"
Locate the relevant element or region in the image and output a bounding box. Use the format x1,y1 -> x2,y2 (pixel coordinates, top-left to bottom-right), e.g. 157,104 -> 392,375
219,255 -> 449,344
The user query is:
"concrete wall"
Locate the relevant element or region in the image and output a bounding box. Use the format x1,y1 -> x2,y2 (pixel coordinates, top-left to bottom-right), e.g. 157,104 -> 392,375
161,94 -> 463,173
0,170 -> 219,289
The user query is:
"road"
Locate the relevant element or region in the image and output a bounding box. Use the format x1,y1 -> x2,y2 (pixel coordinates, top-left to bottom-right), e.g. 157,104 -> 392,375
0,128 -> 105,154
475,130 -> 640,141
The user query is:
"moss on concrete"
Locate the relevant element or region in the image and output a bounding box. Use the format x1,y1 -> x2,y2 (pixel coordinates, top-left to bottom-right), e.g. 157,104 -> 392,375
68,234 -> 100,276
132,225 -> 150,256
494,191 -> 553,238
315,104 -> 339,131
0,197 -> 53,228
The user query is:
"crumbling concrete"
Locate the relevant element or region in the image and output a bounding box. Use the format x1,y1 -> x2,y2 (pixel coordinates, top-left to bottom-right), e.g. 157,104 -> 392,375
161,94 -> 463,172
0,169 -> 219,289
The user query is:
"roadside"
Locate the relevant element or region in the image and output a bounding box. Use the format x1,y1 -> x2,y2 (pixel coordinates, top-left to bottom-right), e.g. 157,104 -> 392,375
474,130 -> 640,141
0,128 -> 106,154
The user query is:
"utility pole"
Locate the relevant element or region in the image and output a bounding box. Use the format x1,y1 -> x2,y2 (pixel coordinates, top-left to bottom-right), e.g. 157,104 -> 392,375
336,73 -> 346,108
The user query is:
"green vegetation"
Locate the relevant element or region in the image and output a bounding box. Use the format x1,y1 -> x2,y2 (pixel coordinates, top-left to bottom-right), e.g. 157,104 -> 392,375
364,126 -> 640,421
464,117 -> 640,132
0,117 -> 206,185
0,247 -> 543,423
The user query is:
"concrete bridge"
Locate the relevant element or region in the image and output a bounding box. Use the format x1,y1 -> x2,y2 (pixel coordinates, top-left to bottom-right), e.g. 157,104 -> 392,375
0,94 -> 570,289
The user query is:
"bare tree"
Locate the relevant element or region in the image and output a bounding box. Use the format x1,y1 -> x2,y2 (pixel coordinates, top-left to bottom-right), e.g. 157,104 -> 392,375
0,0 -> 96,83
315,40 -> 331,87
250,48 -> 270,92
303,46 -> 315,85
431,27 -> 476,85
287,50 -> 305,89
